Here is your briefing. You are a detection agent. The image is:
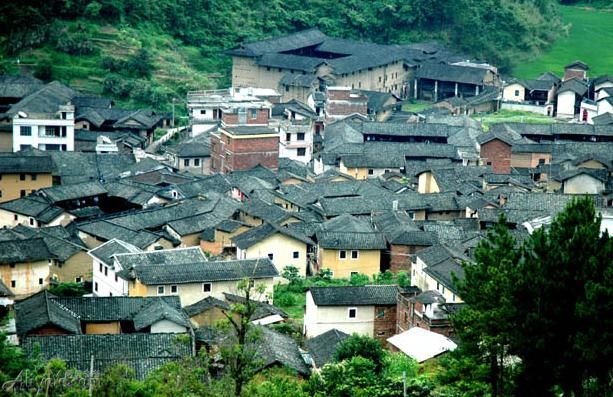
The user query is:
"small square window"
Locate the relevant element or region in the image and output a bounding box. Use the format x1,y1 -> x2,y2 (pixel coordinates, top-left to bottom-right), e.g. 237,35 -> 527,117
184,159 -> 190,167
20,174 -> 25,181
368,169 -> 374,175
157,286 -> 165,295
203,283 -> 212,293
20,126 -> 32,136
20,190 -> 26,197
171,285 -> 178,294
350,271 -> 358,277
339,250 -> 347,259
292,251 -> 299,259
377,309 -> 385,318
250,109 -> 257,119
11,280 -> 16,288
38,278 -> 43,285
285,133 -> 291,142
297,132 -> 305,141
297,148 -> 306,157
268,253 -> 274,260
351,250 -> 359,259
29,218 -> 34,226
31,174 -> 37,181
514,89 -> 520,96
194,159 -> 200,167
75,277 -> 82,283
348,308 -> 357,319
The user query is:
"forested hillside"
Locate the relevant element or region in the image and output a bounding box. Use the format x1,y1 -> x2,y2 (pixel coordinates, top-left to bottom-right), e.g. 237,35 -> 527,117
0,0 -> 563,109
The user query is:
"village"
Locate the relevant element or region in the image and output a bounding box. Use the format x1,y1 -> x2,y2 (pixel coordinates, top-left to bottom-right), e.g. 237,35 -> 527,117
0,28 -> 612,387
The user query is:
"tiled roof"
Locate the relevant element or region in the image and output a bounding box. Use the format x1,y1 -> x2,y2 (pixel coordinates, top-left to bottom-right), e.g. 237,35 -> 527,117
39,181 -> 107,203
21,333 -> 192,379
255,326 -> 310,376
309,285 -> 399,306
130,258 -> 279,284
183,296 -> 230,317
14,290 -> 81,336
0,196 -> 65,223
7,81 -> 75,116
0,152 -> 54,173
416,63 -> 489,85
558,78 -> 588,96
0,237 -> 53,264
12,225 -> 86,262
114,247 -> 207,269
133,298 -> 191,331
305,328 -> 349,368
223,293 -> 288,321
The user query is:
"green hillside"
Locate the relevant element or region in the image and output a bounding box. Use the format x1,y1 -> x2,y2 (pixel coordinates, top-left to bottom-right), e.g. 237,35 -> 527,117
513,5 -> 613,78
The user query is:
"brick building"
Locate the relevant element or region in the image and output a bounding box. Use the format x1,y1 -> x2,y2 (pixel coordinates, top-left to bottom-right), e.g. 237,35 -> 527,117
478,131 -> 516,174
210,126 -> 279,173
396,289 -> 461,339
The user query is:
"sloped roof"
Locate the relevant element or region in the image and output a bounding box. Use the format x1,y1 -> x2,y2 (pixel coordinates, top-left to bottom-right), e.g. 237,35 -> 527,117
14,290 -> 81,336
133,298 -> 191,331
39,181 -> 107,203
558,77 -> 588,96
114,247 -> 207,269
0,152 -> 54,173
306,328 -> 349,368
21,333 -> 192,379
255,326 -> 310,376
0,237 -> 53,264
88,238 -> 142,266
309,285 -> 399,306
12,225 -> 86,262
183,296 -> 230,317
129,258 -> 279,284
565,60 -> 589,70
0,75 -> 43,98
0,279 -> 13,297
7,81 -> 75,116
592,112 -> 613,125
279,73 -> 319,87
387,327 -> 456,363
416,63 -> 489,85
0,196 -> 66,222
223,293 -> 288,321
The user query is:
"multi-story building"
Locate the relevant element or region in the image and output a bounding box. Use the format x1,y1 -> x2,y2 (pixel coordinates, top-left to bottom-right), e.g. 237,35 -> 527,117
0,150 -> 55,202
6,82 -> 76,152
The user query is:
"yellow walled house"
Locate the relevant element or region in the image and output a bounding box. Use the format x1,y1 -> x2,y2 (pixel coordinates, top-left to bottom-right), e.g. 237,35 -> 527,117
314,214 -> 386,279
111,246 -> 279,306
232,222 -> 314,277
0,158 -> 54,203
0,238 -> 53,298
199,220 -> 251,256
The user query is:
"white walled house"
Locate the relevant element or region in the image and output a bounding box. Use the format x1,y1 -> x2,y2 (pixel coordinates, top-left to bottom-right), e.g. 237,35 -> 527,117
412,245 -> 465,303
88,239 -> 142,297
6,82 -> 77,152
556,78 -> 588,119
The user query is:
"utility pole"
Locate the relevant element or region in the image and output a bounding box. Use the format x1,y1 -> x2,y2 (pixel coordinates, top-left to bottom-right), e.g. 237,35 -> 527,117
172,98 -> 176,128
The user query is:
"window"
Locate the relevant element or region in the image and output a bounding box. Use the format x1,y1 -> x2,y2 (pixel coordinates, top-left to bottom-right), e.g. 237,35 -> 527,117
94,282 -> 98,292
202,283 -> 212,293
184,159 -> 190,167
249,279 -> 255,288
250,109 -> 257,119
194,159 -> 200,167
20,173 -> 26,181
75,277 -> 82,283
13,214 -> 17,221
268,253 -> 274,260
38,278 -> 43,285
297,148 -> 306,157
200,109 -> 206,115
20,190 -> 26,197
297,132 -> 305,141
31,174 -> 37,181
377,309 -> 385,318
285,86 -> 290,92
350,271 -> 358,278
514,90 -> 520,96
171,285 -> 178,294
292,251 -> 299,259
11,280 -> 16,288
20,126 -> 32,136
115,274 -> 118,282
109,292 -> 113,297
29,217 -> 34,226
99,263 -> 103,272
538,158 -> 546,166
339,250 -> 347,259
285,133 -> 291,142
104,266 -> 108,276
157,286 -> 165,295
351,250 -> 359,259
376,331 -> 386,337
348,308 -> 357,319
368,169 -> 374,175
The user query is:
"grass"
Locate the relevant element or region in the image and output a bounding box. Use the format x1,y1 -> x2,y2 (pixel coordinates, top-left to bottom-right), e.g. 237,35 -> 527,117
473,110 -> 557,131
401,101 -> 432,113
513,5 -> 613,79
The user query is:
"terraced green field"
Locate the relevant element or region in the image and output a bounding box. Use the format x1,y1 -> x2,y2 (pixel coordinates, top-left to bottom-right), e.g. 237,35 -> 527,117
514,5 -> 613,78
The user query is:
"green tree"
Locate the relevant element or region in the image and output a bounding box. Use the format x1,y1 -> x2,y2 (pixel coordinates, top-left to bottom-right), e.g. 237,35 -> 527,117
93,364 -> 145,397
334,334 -> 385,373
451,215 -> 521,397
219,278 -> 267,396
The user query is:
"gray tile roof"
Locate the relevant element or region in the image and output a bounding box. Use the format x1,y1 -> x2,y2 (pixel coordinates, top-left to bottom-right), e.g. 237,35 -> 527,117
133,298 -> 191,331
76,220 -> 163,249
558,77 -> 588,96
306,328 -> 349,368
129,258 -> 279,284
88,239 -> 142,266
14,290 -> 81,336
12,225 -> 86,262
0,152 -> 54,173
255,326 -> 310,376
183,296 -> 230,317
0,75 -> 43,98
0,237 -> 53,264
39,181 -> 107,203
6,81 -> 75,116
21,333 -> 192,379
309,285 -> 399,306
416,244 -> 466,294
416,62 -> 489,85
223,293 -> 288,321
114,247 -> 207,269
279,72 -> 319,87
0,196 -> 65,223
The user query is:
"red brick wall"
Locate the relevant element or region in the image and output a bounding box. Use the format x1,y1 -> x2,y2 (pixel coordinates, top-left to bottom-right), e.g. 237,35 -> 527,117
564,70 -> 586,81
480,139 -> 512,174
221,109 -> 269,125
374,305 -> 397,342
211,132 -> 279,173
327,89 -> 351,100
389,245 -> 429,274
